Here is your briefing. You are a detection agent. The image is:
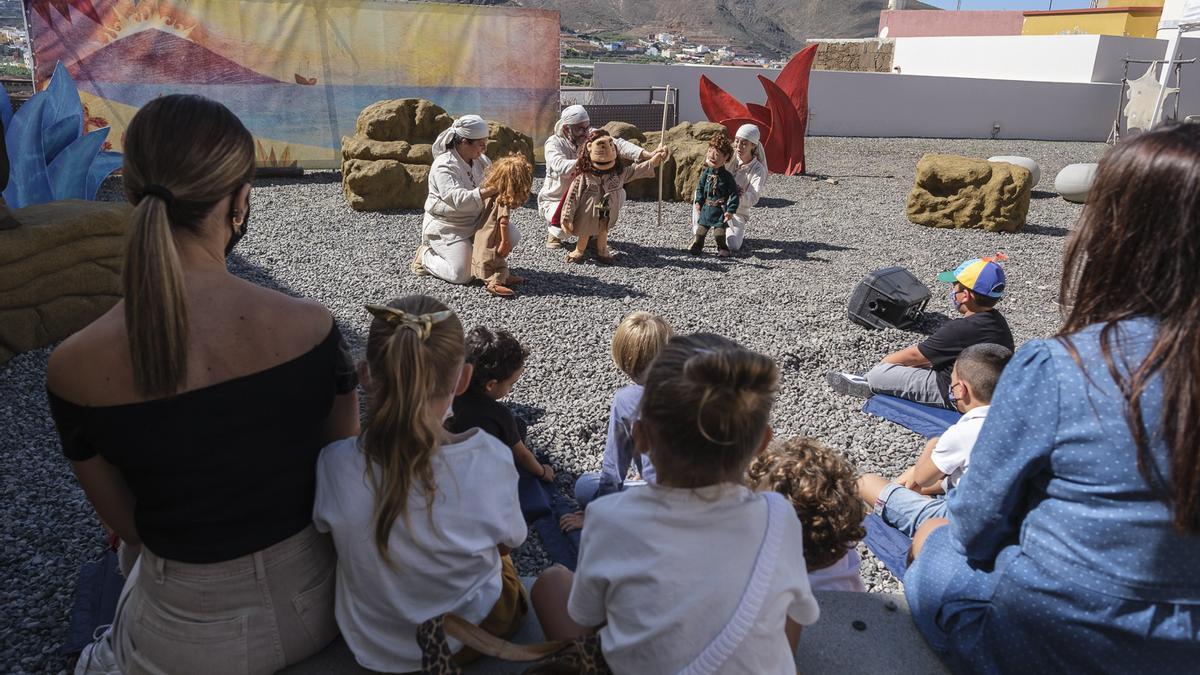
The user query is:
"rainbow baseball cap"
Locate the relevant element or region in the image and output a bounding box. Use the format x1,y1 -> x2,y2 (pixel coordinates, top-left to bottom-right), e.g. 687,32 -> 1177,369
937,254 -> 1008,298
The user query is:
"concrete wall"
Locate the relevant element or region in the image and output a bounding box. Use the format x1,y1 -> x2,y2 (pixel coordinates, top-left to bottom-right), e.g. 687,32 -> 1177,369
891,34 -> 1168,84
1023,7 -> 1164,38
878,10 -> 1025,38
590,47 -> 1200,142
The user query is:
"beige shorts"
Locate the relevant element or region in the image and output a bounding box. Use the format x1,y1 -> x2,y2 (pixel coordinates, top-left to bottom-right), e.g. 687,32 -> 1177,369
113,524 -> 338,675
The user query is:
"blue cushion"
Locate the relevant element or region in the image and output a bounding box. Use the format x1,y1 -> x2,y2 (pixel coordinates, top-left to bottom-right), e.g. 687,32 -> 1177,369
862,395 -> 961,439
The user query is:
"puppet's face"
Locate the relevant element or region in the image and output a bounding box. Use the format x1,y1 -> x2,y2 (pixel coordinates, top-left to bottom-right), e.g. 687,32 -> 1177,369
589,136 -> 617,170
705,146 -> 730,169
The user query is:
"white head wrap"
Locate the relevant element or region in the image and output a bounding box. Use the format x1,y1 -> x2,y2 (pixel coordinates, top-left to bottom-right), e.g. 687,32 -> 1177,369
433,114 -> 490,156
555,104 -> 590,140
733,123 -> 768,180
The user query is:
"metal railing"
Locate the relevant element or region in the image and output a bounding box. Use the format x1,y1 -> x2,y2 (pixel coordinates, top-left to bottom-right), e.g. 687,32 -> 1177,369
560,86 -> 678,131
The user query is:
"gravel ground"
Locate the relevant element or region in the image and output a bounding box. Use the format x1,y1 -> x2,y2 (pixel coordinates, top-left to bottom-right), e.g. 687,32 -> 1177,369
0,136 -> 1109,672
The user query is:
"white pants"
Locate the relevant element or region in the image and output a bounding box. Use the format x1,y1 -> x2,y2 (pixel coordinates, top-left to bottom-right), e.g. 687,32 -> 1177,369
422,221 -> 522,285
692,211 -> 749,251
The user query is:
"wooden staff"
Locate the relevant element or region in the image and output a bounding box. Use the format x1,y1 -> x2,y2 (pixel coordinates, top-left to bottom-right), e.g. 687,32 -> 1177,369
657,85 -> 670,229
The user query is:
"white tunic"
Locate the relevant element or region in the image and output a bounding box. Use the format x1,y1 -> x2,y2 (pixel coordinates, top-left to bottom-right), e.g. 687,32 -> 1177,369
536,131 -> 644,222
422,148 -> 493,243
731,155 -> 768,217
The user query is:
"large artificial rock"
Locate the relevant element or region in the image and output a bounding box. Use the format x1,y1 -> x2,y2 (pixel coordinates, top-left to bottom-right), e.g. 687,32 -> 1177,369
601,121 -> 646,144
1055,163 -> 1099,204
906,154 -> 1032,233
484,120 -> 535,166
342,99 -> 532,211
0,200 -> 133,365
355,98 -> 453,143
624,121 -> 727,202
342,159 -> 431,212
988,155 -> 1041,188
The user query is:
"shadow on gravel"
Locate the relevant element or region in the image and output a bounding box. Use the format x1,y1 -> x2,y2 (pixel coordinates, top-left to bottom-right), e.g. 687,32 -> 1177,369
606,240 -> 732,272
254,172 -> 343,188
1030,190 -> 1058,200
516,268 -> 649,299
510,402 -> 547,427
757,197 -> 796,208
744,238 -> 856,263
915,311 -> 953,335
1022,222 -> 1071,237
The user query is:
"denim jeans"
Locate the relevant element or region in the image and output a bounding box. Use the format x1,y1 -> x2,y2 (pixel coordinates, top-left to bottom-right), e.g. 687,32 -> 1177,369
878,482 -> 949,537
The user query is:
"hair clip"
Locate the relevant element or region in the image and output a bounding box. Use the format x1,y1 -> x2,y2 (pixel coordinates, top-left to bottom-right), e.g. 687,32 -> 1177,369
365,304 -> 452,341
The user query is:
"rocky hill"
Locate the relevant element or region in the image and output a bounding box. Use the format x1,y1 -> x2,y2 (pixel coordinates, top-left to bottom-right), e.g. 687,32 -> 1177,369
509,0 -> 939,55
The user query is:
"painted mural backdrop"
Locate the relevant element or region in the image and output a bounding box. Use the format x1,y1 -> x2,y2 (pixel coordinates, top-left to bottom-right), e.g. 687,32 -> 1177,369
26,0 -> 560,168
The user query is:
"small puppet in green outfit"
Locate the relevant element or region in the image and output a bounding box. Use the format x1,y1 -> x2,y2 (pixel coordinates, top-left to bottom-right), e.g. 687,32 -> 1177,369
689,133 -> 740,257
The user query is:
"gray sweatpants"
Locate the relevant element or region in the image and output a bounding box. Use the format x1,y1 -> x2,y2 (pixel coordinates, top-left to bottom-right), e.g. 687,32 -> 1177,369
866,363 -> 952,409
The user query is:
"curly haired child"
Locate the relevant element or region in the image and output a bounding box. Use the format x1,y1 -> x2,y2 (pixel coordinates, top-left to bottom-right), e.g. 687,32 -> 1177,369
473,155 -> 533,297
748,437 -> 868,592
532,334 -> 820,673
689,132 -> 740,257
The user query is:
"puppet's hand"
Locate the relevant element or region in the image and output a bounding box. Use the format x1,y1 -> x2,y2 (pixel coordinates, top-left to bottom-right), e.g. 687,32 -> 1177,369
724,212 -> 734,222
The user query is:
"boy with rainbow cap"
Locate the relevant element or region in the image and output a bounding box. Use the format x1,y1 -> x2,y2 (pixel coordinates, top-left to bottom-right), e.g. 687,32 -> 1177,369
826,255 -> 1014,409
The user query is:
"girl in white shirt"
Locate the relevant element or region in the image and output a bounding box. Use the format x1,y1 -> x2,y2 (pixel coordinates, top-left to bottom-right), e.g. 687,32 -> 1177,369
313,296 -> 527,673
531,333 -> 820,675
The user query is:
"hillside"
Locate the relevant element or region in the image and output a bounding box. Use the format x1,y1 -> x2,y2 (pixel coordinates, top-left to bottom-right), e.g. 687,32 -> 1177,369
510,0 -> 939,55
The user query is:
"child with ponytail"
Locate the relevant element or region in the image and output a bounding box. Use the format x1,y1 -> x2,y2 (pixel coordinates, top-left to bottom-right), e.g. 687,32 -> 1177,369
532,334 -> 820,674
314,296 -> 528,672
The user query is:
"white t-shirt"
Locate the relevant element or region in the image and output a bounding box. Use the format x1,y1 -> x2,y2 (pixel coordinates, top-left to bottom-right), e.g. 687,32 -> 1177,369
313,430 -> 526,673
806,548 -> 866,593
568,484 -> 820,675
931,405 -> 990,491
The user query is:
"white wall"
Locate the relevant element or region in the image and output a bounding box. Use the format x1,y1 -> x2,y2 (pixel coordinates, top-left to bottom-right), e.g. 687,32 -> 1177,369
591,55 -> 1200,142
890,35 -> 1168,84
1158,0 -> 1200,38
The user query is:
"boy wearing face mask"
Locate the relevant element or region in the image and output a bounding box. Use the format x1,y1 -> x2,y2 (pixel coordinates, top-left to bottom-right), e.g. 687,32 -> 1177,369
855,343 -> 1013,537
826,256 -> 1014,409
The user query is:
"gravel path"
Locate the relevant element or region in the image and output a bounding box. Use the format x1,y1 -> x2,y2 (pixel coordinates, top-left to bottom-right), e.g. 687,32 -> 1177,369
0,137 -> 1108,672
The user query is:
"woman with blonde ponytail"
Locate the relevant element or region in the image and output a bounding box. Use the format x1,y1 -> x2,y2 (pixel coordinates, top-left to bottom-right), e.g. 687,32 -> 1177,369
46,95 -> 359,674
314,296 -> 528,672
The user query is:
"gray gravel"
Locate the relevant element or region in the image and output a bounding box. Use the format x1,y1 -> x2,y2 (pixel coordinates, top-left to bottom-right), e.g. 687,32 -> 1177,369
0,136 -> 1109,672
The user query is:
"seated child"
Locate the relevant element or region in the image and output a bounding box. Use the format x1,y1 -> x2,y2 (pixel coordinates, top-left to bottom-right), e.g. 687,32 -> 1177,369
473,155 -> 533,297
447,326 -> 555,494
532,334 -> 820,674
314,297 -> 527,672
856,343 -> 1013,537
748,436 -> 868,592
565,311 -> 673,530
689,132 -> 740,257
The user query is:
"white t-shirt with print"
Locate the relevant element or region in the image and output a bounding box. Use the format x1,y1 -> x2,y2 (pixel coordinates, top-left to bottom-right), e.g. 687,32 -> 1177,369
806,548 -> 866,593
568,484 -> 820,675
931,405 -> 990,491
313,430 -> 526,673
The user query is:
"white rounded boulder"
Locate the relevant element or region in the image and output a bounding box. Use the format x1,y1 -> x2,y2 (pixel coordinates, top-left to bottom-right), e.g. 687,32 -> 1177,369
1054,163 -> 1099,204
988,155 -> 1040,187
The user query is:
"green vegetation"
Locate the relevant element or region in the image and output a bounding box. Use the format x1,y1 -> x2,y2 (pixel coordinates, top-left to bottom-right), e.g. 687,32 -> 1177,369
0,63 -> 31,79
561,72 -> 591,87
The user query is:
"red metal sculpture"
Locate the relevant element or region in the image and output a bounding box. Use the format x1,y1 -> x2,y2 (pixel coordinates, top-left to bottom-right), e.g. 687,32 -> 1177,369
699,45 -> 818,176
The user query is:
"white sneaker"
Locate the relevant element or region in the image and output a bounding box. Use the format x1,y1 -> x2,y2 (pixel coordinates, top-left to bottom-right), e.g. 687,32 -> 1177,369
825,371 -> 873,399
75,624 -> 119,675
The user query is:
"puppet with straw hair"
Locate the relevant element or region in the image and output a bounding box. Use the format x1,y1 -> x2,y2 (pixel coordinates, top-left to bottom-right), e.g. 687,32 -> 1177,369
473,155 -> 533,297
553,130 -> 669,265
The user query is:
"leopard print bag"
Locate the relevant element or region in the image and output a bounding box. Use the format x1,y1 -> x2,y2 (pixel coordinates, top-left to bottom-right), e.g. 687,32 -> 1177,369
417,613 -> 610,675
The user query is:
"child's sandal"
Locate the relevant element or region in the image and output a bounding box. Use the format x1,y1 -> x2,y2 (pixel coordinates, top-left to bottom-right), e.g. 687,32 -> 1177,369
485,282 -> 515,297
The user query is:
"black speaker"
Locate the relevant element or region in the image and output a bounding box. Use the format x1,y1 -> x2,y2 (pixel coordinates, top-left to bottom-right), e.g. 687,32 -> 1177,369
848,266 -> 931,330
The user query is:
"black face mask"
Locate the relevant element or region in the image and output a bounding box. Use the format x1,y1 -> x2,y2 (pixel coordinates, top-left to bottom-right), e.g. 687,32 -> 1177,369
225,198 -> 249,257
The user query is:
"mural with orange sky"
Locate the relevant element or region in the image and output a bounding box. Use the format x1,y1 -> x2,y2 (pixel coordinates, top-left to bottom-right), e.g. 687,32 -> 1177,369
27,0 -> 561,168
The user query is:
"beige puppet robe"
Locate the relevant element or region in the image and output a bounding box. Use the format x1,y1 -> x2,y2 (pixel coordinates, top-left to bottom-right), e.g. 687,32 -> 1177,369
471,199 -> 512,285
559,161 -> 656,239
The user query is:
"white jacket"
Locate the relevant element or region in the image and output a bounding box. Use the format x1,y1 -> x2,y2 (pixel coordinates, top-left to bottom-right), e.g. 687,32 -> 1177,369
422,149 -> 492,243
536,131 -> 644,222
731,156 -> 768,217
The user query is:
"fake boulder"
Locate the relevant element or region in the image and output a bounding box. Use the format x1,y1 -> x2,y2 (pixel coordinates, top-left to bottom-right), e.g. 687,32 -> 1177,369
341,98 -> 533,211
623,121 -> 727,202
988,156 -> 1041,188
1054,163 -> 1098,204
0,200 -> 133,365
906,155 -> 1032,233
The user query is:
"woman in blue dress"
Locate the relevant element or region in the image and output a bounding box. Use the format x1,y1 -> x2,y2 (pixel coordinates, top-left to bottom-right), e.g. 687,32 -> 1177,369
904,123 -> 1200,674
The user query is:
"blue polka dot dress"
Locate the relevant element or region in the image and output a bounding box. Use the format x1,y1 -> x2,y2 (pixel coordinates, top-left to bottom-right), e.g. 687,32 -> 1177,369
905,317 -> 1200,674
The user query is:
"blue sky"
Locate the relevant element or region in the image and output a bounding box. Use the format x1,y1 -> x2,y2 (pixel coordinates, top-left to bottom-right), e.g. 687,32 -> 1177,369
924,1 -> 1093,8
